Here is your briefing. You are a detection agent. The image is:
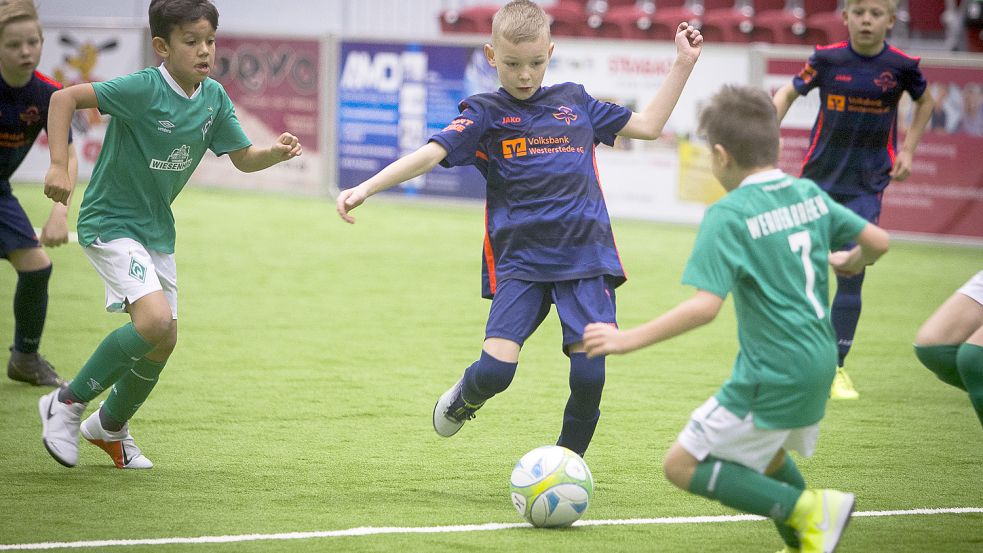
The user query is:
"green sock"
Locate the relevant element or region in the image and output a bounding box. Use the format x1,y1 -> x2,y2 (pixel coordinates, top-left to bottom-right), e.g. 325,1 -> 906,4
767,456 -> 806,549
914,344 -> 965,391
956,343 -> 983,427
103,357 -> 167,425
689,457 -> 804,521
68,323 -> 155,402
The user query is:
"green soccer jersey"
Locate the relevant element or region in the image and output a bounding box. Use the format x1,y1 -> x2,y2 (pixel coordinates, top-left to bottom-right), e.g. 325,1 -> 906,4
682,169 -> 868,429
77,65 -> 251,253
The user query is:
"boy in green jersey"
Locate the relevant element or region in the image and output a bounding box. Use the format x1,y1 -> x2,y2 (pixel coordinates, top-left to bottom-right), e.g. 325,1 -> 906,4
584,86 -> 889,553
38,0 -> 301,469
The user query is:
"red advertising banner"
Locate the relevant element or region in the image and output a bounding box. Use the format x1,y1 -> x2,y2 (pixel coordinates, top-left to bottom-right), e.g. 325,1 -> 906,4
766,56 -> 983,243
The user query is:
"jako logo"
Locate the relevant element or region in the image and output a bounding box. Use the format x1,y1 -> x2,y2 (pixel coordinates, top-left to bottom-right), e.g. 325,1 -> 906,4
502,138 -> 527,159
502,116 -> 522,125
340,50 -> 427,92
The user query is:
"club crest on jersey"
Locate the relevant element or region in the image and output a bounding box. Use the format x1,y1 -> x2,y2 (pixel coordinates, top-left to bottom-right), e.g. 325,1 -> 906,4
19,106 -> 40,124
552,106 -> 577,125
150,144 -> 193,172
874,71 -> 898,92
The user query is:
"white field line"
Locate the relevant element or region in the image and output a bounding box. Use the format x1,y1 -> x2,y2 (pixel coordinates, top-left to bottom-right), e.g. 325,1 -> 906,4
1,507 -> 980,551
32,228 -> 79,244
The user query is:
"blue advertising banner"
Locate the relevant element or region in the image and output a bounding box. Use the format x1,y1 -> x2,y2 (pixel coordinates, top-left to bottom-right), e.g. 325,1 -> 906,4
337,40 -> 494,199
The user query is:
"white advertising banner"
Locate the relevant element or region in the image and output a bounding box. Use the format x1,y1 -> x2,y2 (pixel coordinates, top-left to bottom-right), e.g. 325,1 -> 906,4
13,25 -> 146,184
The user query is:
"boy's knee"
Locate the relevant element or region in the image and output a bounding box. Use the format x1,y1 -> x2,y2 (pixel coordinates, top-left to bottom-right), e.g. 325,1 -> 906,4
133,313 -> 174,346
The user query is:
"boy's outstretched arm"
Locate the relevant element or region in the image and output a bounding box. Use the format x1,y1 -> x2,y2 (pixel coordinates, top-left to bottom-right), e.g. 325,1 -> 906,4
828,222 -> 890,277
44,84 -> 97,205
616,22 -> 702,140
891,89 -> 934,181
336,141 -> 448,224
772,83 -> 799,123
583,290 -> 723,358
228,133 -> 302,173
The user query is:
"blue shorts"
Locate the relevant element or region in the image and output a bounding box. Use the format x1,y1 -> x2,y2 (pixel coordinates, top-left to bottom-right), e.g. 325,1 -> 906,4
828,191 -> 882,251
0,193 -> 40,259
485,276 -> 617,352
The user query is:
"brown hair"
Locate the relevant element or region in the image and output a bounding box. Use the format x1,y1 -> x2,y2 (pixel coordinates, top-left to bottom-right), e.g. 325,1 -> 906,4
698,85 -> 780,169
492,0 -> 550,45
0,0 -> 39,35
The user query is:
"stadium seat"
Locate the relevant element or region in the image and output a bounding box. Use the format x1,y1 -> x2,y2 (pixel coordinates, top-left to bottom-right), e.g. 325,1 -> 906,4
439,5 -> 499,35
804,7 -> 848,45
600,0 -> 697,41
546,0 -> 593,37
700,1 -> 759,44
754,0 -> 839,45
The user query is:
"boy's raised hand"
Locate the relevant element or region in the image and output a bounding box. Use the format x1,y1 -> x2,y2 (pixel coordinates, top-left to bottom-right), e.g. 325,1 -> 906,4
43,166 -> 73,206
272,132 -> 303,161
674,22 -> 703,64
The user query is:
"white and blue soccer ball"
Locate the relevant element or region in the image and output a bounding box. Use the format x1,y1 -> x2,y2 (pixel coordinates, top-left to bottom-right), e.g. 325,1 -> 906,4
509,445 -> 593,528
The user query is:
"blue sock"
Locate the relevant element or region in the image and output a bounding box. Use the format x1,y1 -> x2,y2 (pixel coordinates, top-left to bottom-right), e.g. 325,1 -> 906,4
831,271 -> 865,366
558,352 -> 605,457
12,265 -> 52,354
461,350 -> 517,405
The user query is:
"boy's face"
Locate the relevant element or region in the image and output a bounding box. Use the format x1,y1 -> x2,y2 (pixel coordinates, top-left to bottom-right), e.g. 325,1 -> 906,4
154,17 -> 216,94
484,30 -> 553,101
0,19 -> 42,86
843,0 -> 895,55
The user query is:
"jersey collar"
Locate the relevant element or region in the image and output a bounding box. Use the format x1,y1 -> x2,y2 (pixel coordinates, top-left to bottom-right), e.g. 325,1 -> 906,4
738,168 -> 787,188
158,63 -> 203,100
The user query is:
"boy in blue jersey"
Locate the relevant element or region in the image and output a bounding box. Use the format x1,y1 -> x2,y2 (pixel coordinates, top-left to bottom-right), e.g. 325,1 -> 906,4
336,0 -> 702,457
38,0 -> 302,469
0,0 -> 77,387
585,85 -> 890,553
773,0 -> 934,400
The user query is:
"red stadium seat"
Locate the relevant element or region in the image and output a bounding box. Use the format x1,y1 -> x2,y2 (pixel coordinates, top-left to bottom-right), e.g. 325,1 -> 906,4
700,1 -> 759,44
546,1 -> 592,37
754,0 -> 838,45
439,5 -> 498,35
601,0 -> 696,41
805,8 -> 848,45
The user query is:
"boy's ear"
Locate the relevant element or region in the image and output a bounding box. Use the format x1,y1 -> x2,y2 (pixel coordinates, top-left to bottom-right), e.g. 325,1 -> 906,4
483,43 -> 496,67
712,143 -> 733,169
152,36 -> 169,59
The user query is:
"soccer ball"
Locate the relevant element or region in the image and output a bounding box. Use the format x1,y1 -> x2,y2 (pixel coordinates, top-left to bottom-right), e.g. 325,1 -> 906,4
509,445 -> 593,528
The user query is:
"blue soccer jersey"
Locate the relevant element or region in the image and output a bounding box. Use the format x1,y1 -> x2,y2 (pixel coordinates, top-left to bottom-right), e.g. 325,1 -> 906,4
792,41 -> 927,195
0,71 -> 69,195
429,83 -> 632,298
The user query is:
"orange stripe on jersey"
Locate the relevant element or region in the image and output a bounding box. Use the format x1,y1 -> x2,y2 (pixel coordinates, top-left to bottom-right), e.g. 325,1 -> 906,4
483,200 -> 497,295
591,145 -> 627,281
475,150 -> 488,160
801,109 -> 824,175
816,41 -> 848,51
34,71 -> 63,89
888,45 -> 920,61
886,124 -> 896,166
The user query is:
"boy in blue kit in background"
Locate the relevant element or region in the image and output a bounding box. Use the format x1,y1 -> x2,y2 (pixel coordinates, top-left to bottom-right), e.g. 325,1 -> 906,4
0,0 -> 77,387
773,0 -> 933,400
337,0 -> 702,457
38,0 -> 301,469
585,85 -> 890,553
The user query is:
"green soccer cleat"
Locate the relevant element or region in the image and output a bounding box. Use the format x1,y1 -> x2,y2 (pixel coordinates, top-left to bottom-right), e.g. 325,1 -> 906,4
830,367 -> 859,400
790,489 -> 855,553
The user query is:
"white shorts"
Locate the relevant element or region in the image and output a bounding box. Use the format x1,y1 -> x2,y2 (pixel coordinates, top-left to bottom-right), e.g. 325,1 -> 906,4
957,271 -> 983,306
83,237 -> 178,319
677,397 -> 819,473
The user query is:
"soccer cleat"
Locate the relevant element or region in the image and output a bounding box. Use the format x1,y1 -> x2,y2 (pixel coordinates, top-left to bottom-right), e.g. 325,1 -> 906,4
8,347 -> 64,387
830,368 -> 859,400
774,547 -> 801,553
39,388 -> 86,467
80,406 -> 153,469
432,378 -> 484,437
791,489 -> 855,553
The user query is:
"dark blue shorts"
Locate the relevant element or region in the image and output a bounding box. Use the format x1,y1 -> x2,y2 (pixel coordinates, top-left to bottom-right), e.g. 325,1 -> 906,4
485,275 -> 617,352
0,193 -> 40,259
828,191 -> 882,251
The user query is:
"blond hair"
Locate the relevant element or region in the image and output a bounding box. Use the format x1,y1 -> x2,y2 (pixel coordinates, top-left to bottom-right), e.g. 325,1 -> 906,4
845,0 -> 898,13
492,0 -> 549,45
0,0 -> 38,34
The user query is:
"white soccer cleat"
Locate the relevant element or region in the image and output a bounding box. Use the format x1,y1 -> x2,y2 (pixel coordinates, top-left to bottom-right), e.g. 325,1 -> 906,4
80,407 -> 153,469
39,389 -> 86,467
432,378 -> 484,438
